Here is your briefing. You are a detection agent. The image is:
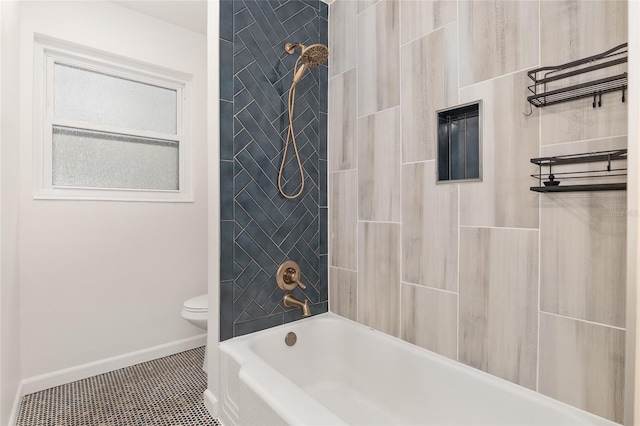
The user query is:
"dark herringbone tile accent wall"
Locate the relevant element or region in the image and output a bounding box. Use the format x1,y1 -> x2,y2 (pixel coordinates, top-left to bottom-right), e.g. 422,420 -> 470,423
220,0 -> 328,340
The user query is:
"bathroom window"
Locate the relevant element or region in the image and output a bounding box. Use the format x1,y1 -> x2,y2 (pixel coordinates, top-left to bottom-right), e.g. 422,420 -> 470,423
437,102 -> 482,182
34,38 -> 193,202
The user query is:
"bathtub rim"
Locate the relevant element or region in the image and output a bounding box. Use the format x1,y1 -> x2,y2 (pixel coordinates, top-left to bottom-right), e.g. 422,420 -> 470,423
219,312 -> 619,426
220,313 -> 348,425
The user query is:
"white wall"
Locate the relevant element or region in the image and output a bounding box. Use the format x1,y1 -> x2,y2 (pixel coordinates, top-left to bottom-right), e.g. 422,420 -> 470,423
18,1 -> 208,386
1,1 -> 23,423
206,0 -> 220,416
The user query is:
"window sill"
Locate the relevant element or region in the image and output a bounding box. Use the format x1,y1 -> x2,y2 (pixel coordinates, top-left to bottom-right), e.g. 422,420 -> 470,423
33,187 -> 194,203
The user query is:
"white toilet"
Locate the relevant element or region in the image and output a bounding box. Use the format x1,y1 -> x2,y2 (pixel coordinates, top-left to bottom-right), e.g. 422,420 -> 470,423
181,294 -> 208,330
181,294 -> 208,372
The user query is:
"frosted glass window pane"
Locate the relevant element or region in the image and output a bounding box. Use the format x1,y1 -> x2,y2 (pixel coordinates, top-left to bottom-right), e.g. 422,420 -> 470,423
54,64 -> 177,134
52,126 -> 178,190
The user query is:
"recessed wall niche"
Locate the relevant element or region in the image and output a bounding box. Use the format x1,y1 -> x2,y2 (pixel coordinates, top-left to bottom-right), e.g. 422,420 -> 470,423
437,101 -> 482,182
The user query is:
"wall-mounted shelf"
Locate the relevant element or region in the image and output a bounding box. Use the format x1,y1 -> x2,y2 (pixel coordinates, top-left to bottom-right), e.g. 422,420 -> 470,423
527,43 -> 627,108
530,149 -> 627,193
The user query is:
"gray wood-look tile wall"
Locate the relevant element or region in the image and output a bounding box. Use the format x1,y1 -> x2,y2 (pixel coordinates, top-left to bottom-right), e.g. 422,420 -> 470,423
539,313 -> 625,423
459,71 -> 540,229
357,222 -> 401,337
358,107 -> 402,222
328,68 -> 357,172
357,0 -> 400,117
401,22 -> 458,163
402,161 -> 458,291
401,283 -> 457,360
329,266 -> 358,322
327,0 -> 628,422
459,227 -> 539,390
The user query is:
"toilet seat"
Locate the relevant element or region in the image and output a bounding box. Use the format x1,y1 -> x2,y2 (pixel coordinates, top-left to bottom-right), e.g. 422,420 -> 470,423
183,294 -> 208,313
180,293 -> 209,372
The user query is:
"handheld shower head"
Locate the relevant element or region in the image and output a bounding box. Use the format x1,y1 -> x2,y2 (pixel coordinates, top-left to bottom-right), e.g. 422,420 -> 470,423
299,43 -> 329,67
285,42 -> 329,84
279,41 -> 329,199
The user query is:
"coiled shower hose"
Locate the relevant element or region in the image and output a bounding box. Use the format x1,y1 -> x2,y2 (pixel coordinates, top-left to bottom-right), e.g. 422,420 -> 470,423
278,56 -> 306,200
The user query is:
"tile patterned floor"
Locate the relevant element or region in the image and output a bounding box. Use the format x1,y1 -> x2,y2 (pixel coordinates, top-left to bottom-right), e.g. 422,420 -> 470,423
16,347 -> 222,426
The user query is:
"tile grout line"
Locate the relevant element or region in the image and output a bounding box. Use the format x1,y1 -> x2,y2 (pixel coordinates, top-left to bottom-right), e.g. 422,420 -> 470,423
456,0 -> 461,363
403,280 -> 460,296
398,0 -> 404,342
541,311 -> 627,332
536,0 -> 542,395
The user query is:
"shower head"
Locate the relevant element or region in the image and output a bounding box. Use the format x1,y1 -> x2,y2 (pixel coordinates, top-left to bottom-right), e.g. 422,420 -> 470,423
299,43 -> 329,67
285,42 -> 329,84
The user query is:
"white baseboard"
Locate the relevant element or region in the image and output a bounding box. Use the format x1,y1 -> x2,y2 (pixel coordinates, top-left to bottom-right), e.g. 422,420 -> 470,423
21,334 -> 206,396
8,382 -> 23,426
204,388 -> 219,421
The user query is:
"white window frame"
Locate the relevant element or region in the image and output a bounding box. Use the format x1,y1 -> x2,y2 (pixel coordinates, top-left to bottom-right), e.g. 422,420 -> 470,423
33,37 -> 194,202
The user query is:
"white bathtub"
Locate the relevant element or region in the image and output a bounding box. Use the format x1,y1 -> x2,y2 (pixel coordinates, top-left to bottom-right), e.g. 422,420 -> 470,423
219,313 -> 617,426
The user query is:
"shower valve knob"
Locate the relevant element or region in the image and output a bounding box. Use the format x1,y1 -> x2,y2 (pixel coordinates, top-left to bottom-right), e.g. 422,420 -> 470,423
284,268 -> 306,289
276,260 -> 306,291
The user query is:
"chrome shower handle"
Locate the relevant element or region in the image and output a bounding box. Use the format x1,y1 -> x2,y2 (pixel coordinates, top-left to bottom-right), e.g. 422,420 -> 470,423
276,260 -> 306,291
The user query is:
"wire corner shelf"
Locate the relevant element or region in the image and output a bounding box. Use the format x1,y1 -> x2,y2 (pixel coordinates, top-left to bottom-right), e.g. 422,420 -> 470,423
530,149 -> 627,193
527,43 -> 627,109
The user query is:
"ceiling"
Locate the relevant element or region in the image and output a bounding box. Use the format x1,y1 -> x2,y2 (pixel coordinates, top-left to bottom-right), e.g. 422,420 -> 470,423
111,0 -> 207,35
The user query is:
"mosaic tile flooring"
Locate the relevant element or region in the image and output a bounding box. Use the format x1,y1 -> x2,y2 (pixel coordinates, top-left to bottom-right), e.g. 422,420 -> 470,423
16,347 -> 222,426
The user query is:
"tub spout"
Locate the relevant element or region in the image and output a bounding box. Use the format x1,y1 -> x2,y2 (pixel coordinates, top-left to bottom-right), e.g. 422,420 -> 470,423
283,293 -> 311,317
